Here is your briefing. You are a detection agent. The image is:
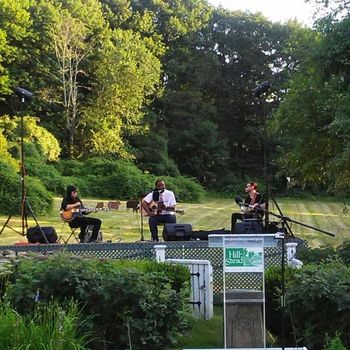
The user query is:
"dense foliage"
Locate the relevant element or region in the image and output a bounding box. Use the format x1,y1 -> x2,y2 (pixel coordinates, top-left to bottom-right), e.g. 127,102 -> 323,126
0,301 -> 89,350
266,241 -> 350,349
270,0 -> 350,193
4,254 -> 192,350
0,0 -> 303,197
0,0 -> 349,200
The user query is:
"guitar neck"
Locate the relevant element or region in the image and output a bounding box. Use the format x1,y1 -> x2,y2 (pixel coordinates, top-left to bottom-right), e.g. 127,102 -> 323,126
73,207 -> 109,213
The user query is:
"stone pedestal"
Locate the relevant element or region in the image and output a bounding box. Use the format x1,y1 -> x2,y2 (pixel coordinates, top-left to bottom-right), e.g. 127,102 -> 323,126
225,289 -> 264,348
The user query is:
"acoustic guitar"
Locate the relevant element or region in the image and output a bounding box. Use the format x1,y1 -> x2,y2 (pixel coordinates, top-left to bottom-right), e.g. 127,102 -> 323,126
141,200 -> 184,217
60,207 -> 111,222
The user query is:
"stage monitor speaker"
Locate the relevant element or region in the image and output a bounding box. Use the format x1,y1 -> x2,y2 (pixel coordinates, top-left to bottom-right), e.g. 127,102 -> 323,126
163,223 -> 192,241
235,219 -> 263,234
27,226 -> 58,244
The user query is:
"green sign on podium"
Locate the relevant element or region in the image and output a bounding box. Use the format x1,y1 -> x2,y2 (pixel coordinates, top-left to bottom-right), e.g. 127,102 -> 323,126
225,246 -> 263,272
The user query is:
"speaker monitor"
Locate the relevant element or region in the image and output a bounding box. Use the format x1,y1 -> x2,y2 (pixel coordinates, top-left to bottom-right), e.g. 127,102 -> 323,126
235,219 -> 263,234
163,223 -> 192,241
27,226 -> 58,244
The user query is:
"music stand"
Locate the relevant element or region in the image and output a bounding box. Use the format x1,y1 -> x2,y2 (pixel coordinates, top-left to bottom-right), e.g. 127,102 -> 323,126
0,88 -> 48,243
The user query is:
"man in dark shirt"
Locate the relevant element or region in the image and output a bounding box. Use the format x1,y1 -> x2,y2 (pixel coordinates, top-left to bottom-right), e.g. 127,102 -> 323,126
60,185 -> 101,243
231,182 -> 265,232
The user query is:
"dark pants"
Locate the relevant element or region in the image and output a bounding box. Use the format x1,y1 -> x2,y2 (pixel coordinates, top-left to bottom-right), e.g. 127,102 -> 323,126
149,214 -> 176,241
69,216 -> 101,243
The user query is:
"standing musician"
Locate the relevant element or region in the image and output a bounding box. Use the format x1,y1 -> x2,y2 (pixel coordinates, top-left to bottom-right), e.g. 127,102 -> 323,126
60,185 -> 102,243
142,179 -> 177,242
231,181 -> 265,232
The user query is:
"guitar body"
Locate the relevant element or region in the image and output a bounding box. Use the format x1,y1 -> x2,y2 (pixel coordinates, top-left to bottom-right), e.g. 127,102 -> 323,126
141,200 -> 184,217
141,200 -> 160,217
60,209 -> 76,222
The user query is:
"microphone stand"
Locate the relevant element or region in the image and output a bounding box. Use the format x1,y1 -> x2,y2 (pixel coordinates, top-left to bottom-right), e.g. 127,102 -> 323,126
266,208 -> 334,350
237,202 -> 335,349
0,90 -> 48,243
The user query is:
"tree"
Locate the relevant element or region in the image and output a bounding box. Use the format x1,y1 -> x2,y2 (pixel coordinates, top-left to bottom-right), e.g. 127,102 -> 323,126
270,6 -> 350,192
0,0 -> 33,97
51,10 -> 96,157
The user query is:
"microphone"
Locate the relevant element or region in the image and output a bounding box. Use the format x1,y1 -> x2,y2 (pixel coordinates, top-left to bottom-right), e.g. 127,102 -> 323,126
252,81 -> 271,97
15,87 -> 33,101
235,196 -> 243,205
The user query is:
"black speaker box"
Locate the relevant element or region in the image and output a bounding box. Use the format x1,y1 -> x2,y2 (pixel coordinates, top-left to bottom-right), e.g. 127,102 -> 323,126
235,219 -> 263,234
162,223 -> 192,241
27,226 -> 58,244
192,229 -> 232,240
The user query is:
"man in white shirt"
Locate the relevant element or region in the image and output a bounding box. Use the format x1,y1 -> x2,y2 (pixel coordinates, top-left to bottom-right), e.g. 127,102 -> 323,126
142,179 -> 177,241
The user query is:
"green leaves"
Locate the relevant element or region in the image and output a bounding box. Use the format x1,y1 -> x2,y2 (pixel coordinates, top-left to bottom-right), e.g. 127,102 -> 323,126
287,261 -> 350,348
5,254 -> 192,350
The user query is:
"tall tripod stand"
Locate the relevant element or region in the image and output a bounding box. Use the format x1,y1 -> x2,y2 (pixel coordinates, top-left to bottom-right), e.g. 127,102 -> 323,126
0,88 -> 48,243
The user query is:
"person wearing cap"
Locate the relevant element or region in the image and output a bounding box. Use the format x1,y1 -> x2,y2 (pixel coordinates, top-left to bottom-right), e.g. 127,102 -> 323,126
60,185 -> 102,243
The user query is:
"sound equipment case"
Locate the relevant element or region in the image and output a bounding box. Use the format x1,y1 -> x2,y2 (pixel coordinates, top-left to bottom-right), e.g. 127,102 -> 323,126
27,226 -> 58,243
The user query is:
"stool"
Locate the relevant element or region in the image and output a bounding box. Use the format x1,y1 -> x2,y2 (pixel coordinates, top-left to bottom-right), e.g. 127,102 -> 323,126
60,221 -> 81,244
63,227 -> 80,243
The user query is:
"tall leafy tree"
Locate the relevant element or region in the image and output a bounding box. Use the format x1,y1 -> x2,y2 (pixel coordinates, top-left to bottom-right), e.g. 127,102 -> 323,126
0,0 -> 33,97
271,1 -> 350,191
148,7 -> 295,187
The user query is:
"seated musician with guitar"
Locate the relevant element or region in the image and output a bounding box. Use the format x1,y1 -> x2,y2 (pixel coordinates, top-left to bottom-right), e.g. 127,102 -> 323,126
231,182 -> 266,232
60,185 -> 102,243
142,179 -> 177,242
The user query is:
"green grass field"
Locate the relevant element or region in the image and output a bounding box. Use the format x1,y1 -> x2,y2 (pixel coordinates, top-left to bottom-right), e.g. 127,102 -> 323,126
0,197 -> 349,247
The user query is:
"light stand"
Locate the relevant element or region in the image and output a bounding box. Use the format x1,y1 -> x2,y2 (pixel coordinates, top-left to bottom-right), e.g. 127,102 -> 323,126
0,88 -> 49,243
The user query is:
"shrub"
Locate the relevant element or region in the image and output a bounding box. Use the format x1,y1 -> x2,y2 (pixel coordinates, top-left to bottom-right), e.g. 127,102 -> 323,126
57,157 -> 205,201
324,332 -> 347,350
85,159 -> 154,199
25,177 -> 53,215
287,261 -> 350,349
164,175 -> 205,202
296,244 -> 337,264
0,160 -> 22,215
265,265 -> 297,344
0,157 -> 52,215
336,241 -> 350,266
55,159 -> 84,177
0,301 -> 89,350
5,254 -> 192,350
26,157 -> 66,194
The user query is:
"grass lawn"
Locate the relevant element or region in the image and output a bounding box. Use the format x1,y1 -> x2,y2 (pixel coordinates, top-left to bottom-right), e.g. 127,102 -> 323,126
168,306 -> 224,350
0,196 -> 349,246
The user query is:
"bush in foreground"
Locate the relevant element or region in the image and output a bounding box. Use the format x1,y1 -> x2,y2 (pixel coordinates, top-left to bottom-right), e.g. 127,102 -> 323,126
5,253 -> 192,350
0,300 -> 89,350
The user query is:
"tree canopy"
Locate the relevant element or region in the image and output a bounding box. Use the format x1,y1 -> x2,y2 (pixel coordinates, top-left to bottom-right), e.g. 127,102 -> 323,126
0,0 -> 348,195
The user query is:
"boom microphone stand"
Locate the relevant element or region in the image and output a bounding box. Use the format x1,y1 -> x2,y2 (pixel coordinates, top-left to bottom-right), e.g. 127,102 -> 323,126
0,88 -> 48,243
256,203 -> 335,350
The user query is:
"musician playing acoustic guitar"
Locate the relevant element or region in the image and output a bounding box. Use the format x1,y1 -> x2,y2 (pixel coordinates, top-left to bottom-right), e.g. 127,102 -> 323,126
142,179 -> 177,242
60,185 -> 102,243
